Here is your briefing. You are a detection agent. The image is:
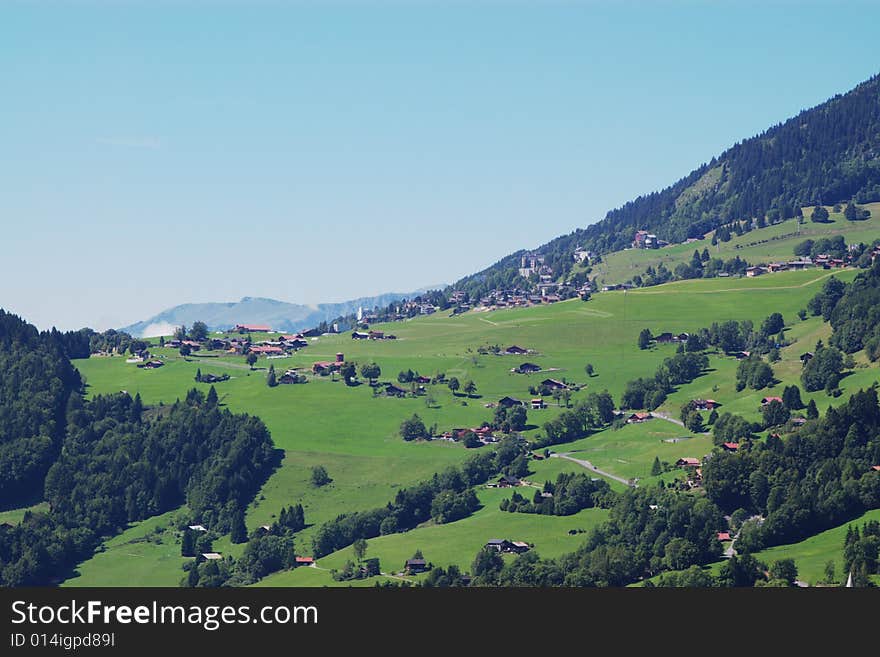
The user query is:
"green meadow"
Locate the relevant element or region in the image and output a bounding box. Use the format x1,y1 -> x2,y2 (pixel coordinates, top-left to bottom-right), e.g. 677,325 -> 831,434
595,202 -> 880,288
70,261 -> 874,585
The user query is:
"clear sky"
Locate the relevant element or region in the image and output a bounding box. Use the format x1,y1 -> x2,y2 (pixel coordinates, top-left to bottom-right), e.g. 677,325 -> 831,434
2,0 -> 879,331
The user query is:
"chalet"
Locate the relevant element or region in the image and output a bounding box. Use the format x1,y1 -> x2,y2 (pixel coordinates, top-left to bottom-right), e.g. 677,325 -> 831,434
717,532 -> 731,542
540,378 -> 568,390
249,345 -> 284,356
504,345 -> 529,355
312,361 -> 341,374
676,457 -> 701,468
299,328 -> 322,338
830,258 -> 846,268
486,539 -> 512,552
497,396 -> 525,408
734,351 -> 751,360
368,331 -> 385,340
234,324 -> 271,333
531,451 -> 546,460
187,525 -> 207,532
279,334 -> 303,342
206,338 -> 230,350
531,398 -> 546,410
166,339 -> 182,348
278,371 -> 301,384
280,336 -> 309,349
787,259 -> 812,270
496,475 -> 520,488
800,352 -> 814,365
745,266 -> 764,277
181,340 -> 202,350
721,442 -> 740,452
761,396 -> 783,406
385,383 -> 408,397
655,332 -> 675,343
138,360 -> 164,369
674,332 -> 690,342
404,558 -> 428,574
197,553 -> 223,563
767,262 -> 788,273
693,399 -> 719,411
627,412 -> 652,423
294,556 -> 315,567
416,375 -> 431,384
510,541 -> 531,554
514,362 -> 542,374
351,331 -> 370,340
790,417 -> 807,426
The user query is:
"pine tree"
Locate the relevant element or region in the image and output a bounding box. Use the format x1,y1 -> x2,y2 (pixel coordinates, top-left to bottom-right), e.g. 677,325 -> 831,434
195,368 -> 202,382
130,392 -> 143,422
267,364 -> 277,387
230,509 -> 247,544
806,398 -> 819,419
206,386 -> 218,408
181,529 -> 196,557
651,456 -> 662,476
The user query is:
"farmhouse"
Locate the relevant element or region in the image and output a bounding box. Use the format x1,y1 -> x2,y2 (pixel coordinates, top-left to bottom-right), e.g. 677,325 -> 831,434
138,360 -> 164,369
249,345 -> 284,356
717,532 -> 731,542
197,553 -> 222,563
384,383 -> 408,397
510,541 -> 531,554
734,351 -> 751,359
312,361 -> 341,374
745,266 -> 764,277
234,324 -> 271,333
531,398 -> 546,409
761,396 -> 783,405
676,457 -> 701,468
187,525 -> 207,532
495,474 -> 520,488
655,332 -> 675,343
693,399 -> 719,411
800,352 -> 814,365
294,556 -> 315,567
872,465 -> 880,472
504,345 -> 529,355
627,412 -> 652,423
404,558 -> 428,574
181,340 -> 202,350
351,331 -> 370,340
497,396 -> 525,408
486,539 -> 512,552
368,331 -> 385,340
514,362 -> 542,374
540,378 -> 569,390
721,442 -> 740,452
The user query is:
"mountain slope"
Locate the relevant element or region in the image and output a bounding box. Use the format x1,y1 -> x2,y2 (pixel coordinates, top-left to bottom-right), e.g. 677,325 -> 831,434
450,72 -> 880,297
121,289 -> 440,337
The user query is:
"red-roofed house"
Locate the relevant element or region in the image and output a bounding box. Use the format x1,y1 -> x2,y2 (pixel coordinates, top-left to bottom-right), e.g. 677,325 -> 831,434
312,361 -> 341,374
761,396 -> 783,405
294,556 -> 315,567
872,465 -> 880,472
234,324 -> 271,332
717,532 -> 731,541
721,442 -> 740,452
627,412 -> 653,423
676,457 -> 701,468
693,399 -> 719,411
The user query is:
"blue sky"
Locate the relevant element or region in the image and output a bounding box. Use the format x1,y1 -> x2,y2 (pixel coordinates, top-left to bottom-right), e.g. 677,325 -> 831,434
2,0 -> 879,331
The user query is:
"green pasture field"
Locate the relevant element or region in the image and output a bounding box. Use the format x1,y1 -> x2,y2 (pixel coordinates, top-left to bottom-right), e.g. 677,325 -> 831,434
258,487 -> 609,586
69,265 -> 873,585
0,502 -> 48,526
594,202 -> 880,287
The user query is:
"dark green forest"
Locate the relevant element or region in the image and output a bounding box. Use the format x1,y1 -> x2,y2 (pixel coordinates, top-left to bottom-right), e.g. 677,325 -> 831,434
0,310 -> 278,586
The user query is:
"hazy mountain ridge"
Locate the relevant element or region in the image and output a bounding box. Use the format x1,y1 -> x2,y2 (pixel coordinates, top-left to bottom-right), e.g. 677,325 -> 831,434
121,289 -> 442,337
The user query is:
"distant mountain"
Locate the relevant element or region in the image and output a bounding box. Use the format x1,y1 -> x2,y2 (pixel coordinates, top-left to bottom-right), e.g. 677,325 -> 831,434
449,73 -> 880,298
121,289 -> 442,337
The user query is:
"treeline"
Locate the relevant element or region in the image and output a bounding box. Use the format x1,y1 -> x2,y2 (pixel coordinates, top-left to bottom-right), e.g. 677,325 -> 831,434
311,437 -> 530,558
500,472 -> 613,515
468,487 -> 724,586
0,310 -> 82,507
620,352 -> 709,411
813,262 -> 880,358
534,391 -> 615,448
702,388 -> 880,553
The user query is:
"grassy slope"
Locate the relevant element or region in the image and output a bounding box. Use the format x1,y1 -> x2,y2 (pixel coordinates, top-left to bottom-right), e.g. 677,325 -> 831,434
70,256 -> 869,585
0,503 -> 48,526
594,202 -> 880,288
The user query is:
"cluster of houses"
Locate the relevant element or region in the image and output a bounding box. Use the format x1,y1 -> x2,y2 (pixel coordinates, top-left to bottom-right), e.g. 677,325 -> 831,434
437,426 -> 498,444
351,330 -> 396,340
744,254 -> 849,277
485,538 -> 531,554
633,230 -> 669,249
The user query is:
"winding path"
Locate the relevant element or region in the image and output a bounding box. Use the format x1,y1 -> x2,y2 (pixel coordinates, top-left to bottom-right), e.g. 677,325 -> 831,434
551,453 -> 636,487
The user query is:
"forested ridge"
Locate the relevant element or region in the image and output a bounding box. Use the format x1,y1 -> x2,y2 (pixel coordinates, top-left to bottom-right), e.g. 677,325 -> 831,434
0,310 -> 278,586
449,73 -> 880,298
